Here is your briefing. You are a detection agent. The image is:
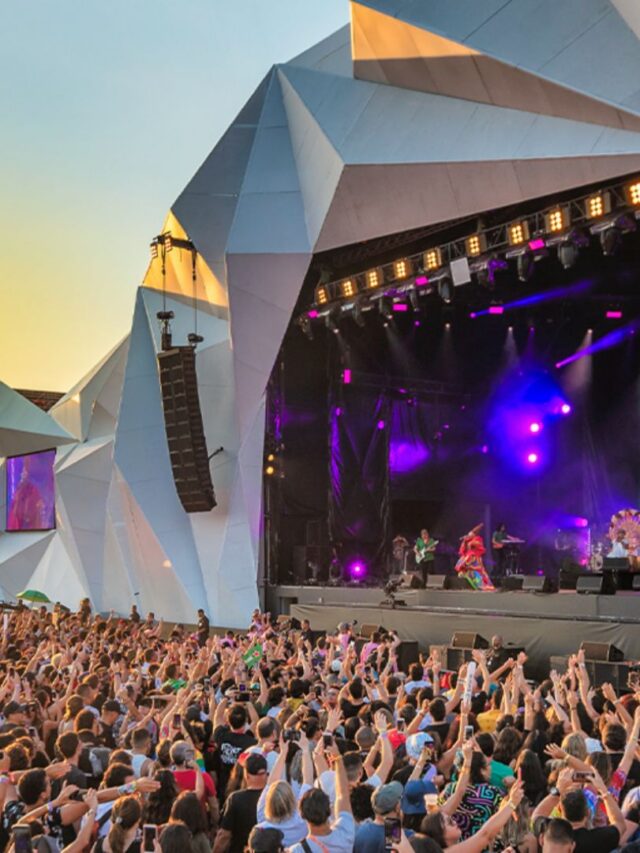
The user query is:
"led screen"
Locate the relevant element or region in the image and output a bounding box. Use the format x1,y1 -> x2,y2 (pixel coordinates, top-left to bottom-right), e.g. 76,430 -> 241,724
6,449 -> 56,531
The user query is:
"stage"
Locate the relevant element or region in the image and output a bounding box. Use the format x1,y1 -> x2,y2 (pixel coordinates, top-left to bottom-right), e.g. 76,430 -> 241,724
268,584 -> 640,678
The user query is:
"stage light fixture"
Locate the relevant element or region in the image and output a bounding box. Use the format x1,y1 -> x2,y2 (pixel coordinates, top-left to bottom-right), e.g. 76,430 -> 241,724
507,220 -> 530,246
267,453 -> 275,462
163,232 -> 173,252
437,276 -> 453,303
348,561 -> 366,581
526,452 -> 539,465
325,304 -> 342,335
316,286 -> 328,305
517,251 -> 535,282
366,268 -> 382,289
409,289 -> 420,311
561,403 -> 572,415
600,225 -> 622,256
626,180 -> 640,206
557,242 -> 578,270
343,368 -> 352,385
150,240 -> 159,259
465,233 -> 486,257
265,465 -> 275,476
487,255 -> 508,286
394,259 -> 410,279
585,192 -> 611,219
424,248 -> 442,271
352,294 -> 369,328
606,309 -> 623,319
341,278 -> 356,298
545,207 -> 569,234
529,422 -> 541,434
378,297 -> 394,320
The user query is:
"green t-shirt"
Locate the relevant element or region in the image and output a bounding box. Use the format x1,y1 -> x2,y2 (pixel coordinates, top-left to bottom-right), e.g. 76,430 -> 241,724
416,537 -> 436,562
489,759 -> 514,790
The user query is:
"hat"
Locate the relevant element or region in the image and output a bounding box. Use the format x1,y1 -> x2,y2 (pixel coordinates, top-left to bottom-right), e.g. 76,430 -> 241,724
248,826 -> 284,853
4,701 -> 25,717
372,781 -> 404,814
244,753 -> 268,775
402,780 -> 430,815
405,732 -> 434,761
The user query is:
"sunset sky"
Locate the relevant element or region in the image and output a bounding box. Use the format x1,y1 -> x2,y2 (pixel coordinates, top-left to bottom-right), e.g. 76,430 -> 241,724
0,0 -> 346,392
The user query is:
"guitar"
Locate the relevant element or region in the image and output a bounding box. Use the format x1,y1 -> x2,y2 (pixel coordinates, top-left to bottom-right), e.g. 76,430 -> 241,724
414,538 -> 439,564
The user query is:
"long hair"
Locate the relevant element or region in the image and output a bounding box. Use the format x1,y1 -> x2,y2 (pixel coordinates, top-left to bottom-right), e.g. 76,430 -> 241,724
264,781 -> 296,822
170,791 -> 207,836
107,796 -> 141,853
143,769 -> 179,825
159,822 -> 195,853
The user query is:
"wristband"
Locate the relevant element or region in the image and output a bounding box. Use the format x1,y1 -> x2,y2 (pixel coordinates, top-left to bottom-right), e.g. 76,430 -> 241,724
118,781 -> 136,795
47,802 -> 54,814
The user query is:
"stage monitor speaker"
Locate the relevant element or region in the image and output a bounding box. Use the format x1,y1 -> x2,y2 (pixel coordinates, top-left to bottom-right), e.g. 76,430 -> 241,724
396,640 -> 419,672
576,574 -> 616,596
451,632 -> 489,649
158,347 -> 216,513
445,576 -> 469,591
633,575 -> 640,591
502,575 -> 524,591
359,624 -> 383,640
523,575 -> 557,593
401,573 -> 424,589
580,641 -> 624,662
425,574 -> 447,589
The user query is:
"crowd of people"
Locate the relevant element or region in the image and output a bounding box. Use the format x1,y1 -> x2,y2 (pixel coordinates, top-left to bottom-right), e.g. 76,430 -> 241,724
0,601 -> 638,853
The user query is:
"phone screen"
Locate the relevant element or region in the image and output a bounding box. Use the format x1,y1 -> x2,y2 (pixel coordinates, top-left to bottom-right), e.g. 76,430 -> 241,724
143,824 -> 157,853
464,724 -> 474,741
12,826 -> 33,853
384,817 -> 402,847
396,718 -> 405,732
172,713 -> 181,728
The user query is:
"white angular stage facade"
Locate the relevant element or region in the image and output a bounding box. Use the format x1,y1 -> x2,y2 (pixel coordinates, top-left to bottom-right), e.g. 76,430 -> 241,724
4,0 -> 640,625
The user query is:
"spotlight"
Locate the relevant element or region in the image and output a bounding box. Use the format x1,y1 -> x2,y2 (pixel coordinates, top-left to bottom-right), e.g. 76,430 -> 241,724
366,268 -> 382,289
606,309 -> 623,319
526,452 -> 539,465
424,248 -> 442,271
325,304 -> 342,334
394,259 -> 410,280
437,276 -> 453,303
585,191 -> 611,219
265,465 -> 275,476
561,403 -> 571,415
299,316 -> 314,341
545,207 -> 570,234
600,226 -> 622,256
529,422 -> 541,434
517,251 -> 535,282
626,179 -> 640,206
316,286 -> 328,305
507,221 -> 530,246
163,232 -> 173,252
378,297 -> 394,320
392,302 -> 408,312
465,234 -> 486,257
348,561 -> 366,581
557,242 -> 579,269
343,368 -> 352,385
353,294 -> 369,327
341,278 -> 357,298
150,240 -> 159,259
488,305 -> 504,315
377,420 -> 385,430
267,454 -> 275,462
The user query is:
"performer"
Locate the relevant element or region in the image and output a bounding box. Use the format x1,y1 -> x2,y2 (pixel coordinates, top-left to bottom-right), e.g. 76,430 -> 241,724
455,524 -> 494,590
414,528 -> 438,585
608,529 -> 629,559
391,534 -> 410,575
491,522 -> 508,581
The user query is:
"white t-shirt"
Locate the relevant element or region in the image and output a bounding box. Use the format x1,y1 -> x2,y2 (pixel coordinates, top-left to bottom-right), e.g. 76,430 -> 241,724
257,782 -> 311,847
316,770 -> 381,806
404,679 -> 430,694
288,812 -> 356,853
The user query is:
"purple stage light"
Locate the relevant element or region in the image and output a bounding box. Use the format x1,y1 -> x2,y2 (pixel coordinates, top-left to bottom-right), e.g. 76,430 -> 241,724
469,312 -> 477,319
308,310 -> 319,319
393,303 -> 408,312
606,310 -> 622,319
349,561 -> 366,580
415,275 -> 429,286
335,407 -> 342,416
377,419 -> 385,430
488,305 -> 504,315
536,569 -> 545,576
527,452 -> 539,464
529,421 -> 541,434
561,403 -> 571,415
529,238 -> 546,251
481,444 -> 489,454
414,320 -> 421,327
343,369 -> 352,385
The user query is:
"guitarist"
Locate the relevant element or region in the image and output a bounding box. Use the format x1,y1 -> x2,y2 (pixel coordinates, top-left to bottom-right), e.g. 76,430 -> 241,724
414,528 -> 438,586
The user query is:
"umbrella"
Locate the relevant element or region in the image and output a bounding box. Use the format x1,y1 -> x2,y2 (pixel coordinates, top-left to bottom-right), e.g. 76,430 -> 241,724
16,590 -> 51,603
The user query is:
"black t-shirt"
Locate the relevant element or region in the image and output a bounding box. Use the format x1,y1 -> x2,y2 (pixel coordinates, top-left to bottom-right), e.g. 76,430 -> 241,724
221,787 -> 262,853
426,722 -> 450,743
213,726 -> 256,794
340,698 -> 364,719
99,721 -> 117,750
573,825 -> 619,853
608,751 -> 640,784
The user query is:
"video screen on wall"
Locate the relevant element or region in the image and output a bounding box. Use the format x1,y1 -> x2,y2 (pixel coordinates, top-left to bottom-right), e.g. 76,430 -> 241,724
5,449 -> 56,532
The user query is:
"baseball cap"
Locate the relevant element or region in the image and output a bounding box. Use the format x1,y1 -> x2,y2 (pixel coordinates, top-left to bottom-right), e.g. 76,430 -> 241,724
244,753 -> 268,775
405,732 -> 434,761
372,781 -> 404,814
401,779 -> 436,815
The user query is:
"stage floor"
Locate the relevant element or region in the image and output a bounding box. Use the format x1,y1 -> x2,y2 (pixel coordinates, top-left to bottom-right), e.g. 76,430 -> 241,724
269,584 -> 640,677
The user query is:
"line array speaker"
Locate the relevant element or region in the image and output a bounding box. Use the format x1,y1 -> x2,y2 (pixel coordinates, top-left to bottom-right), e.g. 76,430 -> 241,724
157,347 -> 216,513
451,632 -> 489,649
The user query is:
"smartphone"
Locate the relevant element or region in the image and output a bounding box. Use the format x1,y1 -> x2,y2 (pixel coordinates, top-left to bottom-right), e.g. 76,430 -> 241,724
204,677 -> 211,690
12,826 -> 33,853
463,725 -> 474,742
143,824 -> 157,853
283,729 -> 301,742
172,713 -> 181,728
28,726 -> 37,738
384,817 -> 402,849
238,692 -> 251,703
314,687 -> 323,698
396,718 -> 405,732
572,770 -> 594,782
323,733 -> 333,748
238,682 -> 247,692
